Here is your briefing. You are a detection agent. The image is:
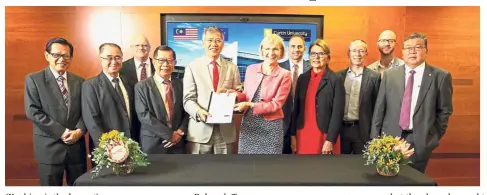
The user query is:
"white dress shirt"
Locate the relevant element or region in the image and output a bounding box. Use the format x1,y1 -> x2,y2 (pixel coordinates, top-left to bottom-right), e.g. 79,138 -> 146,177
134,58 -> 152,81
49,66 -> 69,93
289,59 -> 304,81
404,61 -> 425,129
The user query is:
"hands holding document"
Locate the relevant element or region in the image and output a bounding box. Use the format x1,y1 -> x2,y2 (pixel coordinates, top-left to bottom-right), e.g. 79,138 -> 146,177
203,88 -> 238,124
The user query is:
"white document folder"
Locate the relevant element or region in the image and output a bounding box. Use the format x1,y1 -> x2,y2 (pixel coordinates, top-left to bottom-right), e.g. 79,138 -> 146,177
205,92 -> 236,124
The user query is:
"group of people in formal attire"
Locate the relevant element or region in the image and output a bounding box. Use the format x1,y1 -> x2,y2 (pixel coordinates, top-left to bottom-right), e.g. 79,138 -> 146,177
24,26 -> 453,186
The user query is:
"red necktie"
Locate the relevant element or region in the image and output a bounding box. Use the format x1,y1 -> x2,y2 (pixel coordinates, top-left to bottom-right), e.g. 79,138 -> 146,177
163,80 -> 174,128
140,63 -> 147,81
399,70 -> 416,130
212,60 -> 219,91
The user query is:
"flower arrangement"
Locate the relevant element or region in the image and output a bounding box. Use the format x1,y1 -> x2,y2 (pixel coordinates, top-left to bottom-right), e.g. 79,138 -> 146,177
89,130 -> 150,179
363,134 -> 415,176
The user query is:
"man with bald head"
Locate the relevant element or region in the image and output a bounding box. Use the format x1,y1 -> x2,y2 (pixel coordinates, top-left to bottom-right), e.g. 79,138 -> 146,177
121,34 -> 155,87
368,30 -> 405,77
338,40 -> 381,154
120,34 -> 153,142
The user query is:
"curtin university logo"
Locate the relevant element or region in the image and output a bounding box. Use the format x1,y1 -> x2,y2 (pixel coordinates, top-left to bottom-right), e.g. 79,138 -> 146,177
264,28 -> 311,41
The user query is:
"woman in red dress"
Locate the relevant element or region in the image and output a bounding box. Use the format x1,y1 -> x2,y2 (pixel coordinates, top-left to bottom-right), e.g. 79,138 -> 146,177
290,39 -> 345,154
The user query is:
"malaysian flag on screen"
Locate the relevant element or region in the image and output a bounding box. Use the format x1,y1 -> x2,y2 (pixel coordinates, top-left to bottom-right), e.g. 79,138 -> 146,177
173,28 -> 198,40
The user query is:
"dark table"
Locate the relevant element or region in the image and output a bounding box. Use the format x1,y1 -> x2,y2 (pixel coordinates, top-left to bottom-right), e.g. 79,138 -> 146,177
74,155 -> 436,186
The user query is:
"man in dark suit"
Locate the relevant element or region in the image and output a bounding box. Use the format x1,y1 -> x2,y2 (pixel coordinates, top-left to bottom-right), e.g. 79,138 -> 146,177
134,45 -> 188,154
279,35 -> 311,154
24,37 -> 86,186
120,34 -> 154,143
338,40 -> 381,154
82,43 -> 134,149
371,33 -> 453,173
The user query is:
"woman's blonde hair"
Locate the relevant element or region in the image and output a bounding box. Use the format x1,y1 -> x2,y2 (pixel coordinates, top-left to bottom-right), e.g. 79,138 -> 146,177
259,34 -> 285,60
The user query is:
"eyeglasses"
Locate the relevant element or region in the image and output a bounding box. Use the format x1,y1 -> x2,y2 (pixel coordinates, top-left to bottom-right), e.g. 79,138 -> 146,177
310,52 -> 327,58
403,45 -> 426,52
100,56 -> 122,62
49,53 -> 71,60
155,58 -> 176,64
349,49 -> 367,54
378,39 -> 396,44
205,39 -> 223,44
133,44 -> 149,48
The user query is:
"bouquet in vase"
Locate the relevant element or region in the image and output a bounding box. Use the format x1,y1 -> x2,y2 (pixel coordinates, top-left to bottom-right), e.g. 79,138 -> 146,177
89,130 -> 150,179
363,134 -> 415,176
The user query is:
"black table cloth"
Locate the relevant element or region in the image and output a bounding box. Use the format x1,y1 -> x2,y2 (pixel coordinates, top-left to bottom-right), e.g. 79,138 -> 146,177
74,154 -> 436,186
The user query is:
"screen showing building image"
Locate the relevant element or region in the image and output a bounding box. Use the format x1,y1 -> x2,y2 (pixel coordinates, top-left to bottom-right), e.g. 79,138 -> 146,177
166,22 -> 318,80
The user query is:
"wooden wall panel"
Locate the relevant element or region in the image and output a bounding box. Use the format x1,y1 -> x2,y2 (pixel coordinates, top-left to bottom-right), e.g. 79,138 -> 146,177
5,6 -> 479,186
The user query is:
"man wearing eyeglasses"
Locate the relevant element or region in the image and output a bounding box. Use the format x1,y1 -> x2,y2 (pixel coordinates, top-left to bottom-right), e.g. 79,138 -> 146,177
371,33 -> 453,173
120,34 -> 154,143
134,45 -> 188,154
183,26 -> 243,154
338,40 -> 381,155
82,43 -> 135,150
368,30 -> 405,77
24,37 -> 87,186
279,35 -> 311,154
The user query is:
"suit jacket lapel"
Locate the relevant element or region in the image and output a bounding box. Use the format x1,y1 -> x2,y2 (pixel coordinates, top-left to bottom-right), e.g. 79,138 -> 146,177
99,73 -> 126,114
66,72 -> 78,119
127,58 -> 138,83
280,60 -> 290,71
396,66 -> 406,105
316,67 -> 330,94
44,69 -> 68,112
150,58 -> 156,75
218,59 -> 228,88
303,61 -> 311,72
148,77 -> 168,122
359,68 -> 371,105
413,64 -> 433,115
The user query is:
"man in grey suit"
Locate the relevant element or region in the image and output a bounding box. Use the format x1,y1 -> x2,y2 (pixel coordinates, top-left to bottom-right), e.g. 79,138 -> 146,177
367,30 -> 405,77
279,35 -> 311,154
135,45 -> 188,154
371,33 -> 453,173
24,37 -> 86,186
82,43 -> 134,148
183,26 -> 242,154
338,40 -> 381,154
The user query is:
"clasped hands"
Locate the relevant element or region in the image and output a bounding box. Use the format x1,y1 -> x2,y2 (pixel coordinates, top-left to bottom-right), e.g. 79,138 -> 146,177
61,129 -> 84,145
162,129 -> 184,148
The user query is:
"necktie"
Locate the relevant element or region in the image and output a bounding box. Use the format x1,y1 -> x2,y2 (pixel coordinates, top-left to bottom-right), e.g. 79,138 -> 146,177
212,60 -> 219,91
57,76 -> 69,106
140,63 -> 147,81
399,70 -> 416,130
163,80 -> 174,128
112,78 -> 127,113
292,64 -> 299,97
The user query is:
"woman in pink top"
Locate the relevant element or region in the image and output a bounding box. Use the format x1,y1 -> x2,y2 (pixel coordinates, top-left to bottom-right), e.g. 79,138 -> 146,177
233,34 -> 291,154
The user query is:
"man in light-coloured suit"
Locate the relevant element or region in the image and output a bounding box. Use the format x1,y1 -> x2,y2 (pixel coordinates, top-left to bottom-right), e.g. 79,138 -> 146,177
183,26 -> 242,154
279,35 -> 311,154
371,33 -> 453,173
367,30 -> 405,77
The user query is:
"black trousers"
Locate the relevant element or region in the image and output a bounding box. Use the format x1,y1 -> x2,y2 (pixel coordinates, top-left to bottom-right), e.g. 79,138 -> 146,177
37,155 -> 87,186
282,133 -> 292,154
401,131 -> 431,173
340,124 -> 365,154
